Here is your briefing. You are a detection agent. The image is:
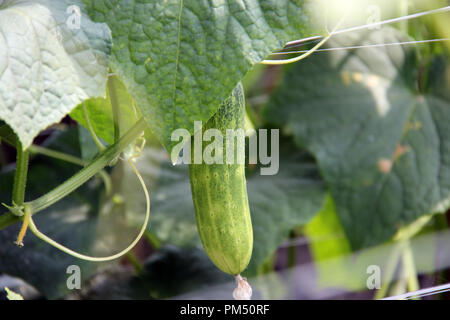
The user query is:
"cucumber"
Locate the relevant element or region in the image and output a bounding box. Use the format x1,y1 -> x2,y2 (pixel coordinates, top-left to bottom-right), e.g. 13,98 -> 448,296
189,82 -> 253,276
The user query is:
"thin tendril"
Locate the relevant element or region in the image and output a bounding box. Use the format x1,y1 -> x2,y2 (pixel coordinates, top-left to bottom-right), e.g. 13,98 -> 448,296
261,16 -> 345,65
27,158 -> 150,262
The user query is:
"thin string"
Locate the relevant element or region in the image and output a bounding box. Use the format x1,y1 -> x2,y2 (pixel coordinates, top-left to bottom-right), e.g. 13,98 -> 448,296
285,6 -> 450,49
270,38 -> 450,56
330,6 -> 450,38
382,282 -> 450,300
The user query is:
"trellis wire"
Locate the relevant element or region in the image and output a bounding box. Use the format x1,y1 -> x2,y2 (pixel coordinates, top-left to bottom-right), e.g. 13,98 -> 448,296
272,38 -> 450,55
285,6 -> 450,49
262,5 -> 450,63
382,282 -> 450,300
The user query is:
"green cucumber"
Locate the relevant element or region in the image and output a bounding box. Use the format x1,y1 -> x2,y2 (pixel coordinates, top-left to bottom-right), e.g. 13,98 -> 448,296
189,82 -> 253,275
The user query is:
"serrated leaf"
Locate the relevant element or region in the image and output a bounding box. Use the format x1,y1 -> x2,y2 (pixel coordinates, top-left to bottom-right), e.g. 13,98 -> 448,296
0,0 -> 111,149
84,0 -> 325,155
264,27 -> 450,250
121,139 -> 326,275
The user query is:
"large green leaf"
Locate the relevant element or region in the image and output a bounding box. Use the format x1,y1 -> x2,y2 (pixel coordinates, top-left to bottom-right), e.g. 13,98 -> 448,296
264,27 -> 450,249
84,0 -> 325,155
121,139 -> 326,275
0,0 -> 111,149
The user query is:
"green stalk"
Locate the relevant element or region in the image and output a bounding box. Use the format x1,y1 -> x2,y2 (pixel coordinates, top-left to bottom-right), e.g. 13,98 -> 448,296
125,251 -> 143,275
12,145 -> 29,206
399,0 -> 409,33
402,240 -> 420,298
108,78 -> 121,143
11,143 -> 30,245
29,145 -> 84,166
29,145 -> 112,196
145,232 -> 162,250
0,118 -> 147,230
374,241 -> 405,300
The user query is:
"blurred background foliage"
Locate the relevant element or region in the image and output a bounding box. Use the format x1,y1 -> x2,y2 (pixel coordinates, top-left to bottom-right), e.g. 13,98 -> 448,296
1,0 -> 450,300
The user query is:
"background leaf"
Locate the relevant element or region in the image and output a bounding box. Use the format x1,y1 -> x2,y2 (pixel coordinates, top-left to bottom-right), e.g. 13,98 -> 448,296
264,27 -> 450,249
305,194 -> 437,291
74,245 -> 235,299
0,0 -> 111,149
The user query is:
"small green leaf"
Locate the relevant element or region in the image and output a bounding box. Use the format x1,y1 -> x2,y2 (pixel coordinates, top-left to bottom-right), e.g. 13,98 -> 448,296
5,287 -> 24,300
0,0 -> 111,149
70,76 -> 140,146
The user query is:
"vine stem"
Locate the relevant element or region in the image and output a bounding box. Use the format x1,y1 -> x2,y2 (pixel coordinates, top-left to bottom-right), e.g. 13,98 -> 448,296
29,145 -> 84,166
12,143 -> 30,245
399,0 -> 409,34
374,241 -> 405,299
375,214 -> 430,299
29,145 -> 112,196
12,145 -> 29,206
0,118 -> 147,230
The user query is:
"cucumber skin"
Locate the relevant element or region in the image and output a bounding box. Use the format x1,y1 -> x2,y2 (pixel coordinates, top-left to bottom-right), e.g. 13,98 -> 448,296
189,83 -> 253,275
